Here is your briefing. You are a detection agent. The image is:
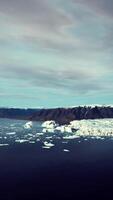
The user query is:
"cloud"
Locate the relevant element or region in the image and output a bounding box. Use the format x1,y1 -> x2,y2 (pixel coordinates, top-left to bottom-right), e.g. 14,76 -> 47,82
0,0 -> 73,46
0,0 -> 113,107
72,0 -> 113,18
0,63 -> 104,94
0,0 -> 113,54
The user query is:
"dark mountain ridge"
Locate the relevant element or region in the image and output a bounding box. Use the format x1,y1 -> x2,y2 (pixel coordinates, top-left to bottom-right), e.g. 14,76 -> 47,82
0,105 -> 113,124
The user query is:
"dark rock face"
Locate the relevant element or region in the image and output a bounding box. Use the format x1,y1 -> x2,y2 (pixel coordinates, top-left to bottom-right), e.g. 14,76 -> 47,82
0,106 -> 113,124
30,106 -> 113,124
0,108 -> 39,120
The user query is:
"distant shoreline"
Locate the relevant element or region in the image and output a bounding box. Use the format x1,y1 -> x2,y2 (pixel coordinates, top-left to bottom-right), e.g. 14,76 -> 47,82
0,105 -> 113,124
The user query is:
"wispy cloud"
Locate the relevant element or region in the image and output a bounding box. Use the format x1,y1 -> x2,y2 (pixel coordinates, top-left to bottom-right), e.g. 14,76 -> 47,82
0,0 -> 113,107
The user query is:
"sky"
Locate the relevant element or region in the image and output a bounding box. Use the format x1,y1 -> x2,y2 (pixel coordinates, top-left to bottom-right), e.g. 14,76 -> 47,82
0,0 -> 113,108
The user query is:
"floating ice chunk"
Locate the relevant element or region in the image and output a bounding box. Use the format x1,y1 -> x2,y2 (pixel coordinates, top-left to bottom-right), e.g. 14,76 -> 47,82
63,149 -> 70,152
0,144 -> 9,146
29,141 -> 35,144
42,146 -> 51,149
42,120 -> 57,129
15,139 -> 28,143
43,141 -> 55,147
56,125 -> 72,133
84,138 -> 88,141
45,136 -> 52,139
63,135 -> 80,139
62,141 -> 68,144
42,128 -> 47,133
6,132 -> 16,135
42,128 -> 55,133
36,132 -> 44,136
95,136 -> 102,139
24,121 -> 33,129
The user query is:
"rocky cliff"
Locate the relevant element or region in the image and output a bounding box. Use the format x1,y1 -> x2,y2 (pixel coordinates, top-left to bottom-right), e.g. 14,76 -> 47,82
0,105 -> 113,124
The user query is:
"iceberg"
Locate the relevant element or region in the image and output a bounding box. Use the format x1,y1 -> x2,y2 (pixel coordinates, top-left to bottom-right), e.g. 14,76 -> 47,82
24,121 -> 33,129
43,141 -> 55,147
42,120 -> 58,133
56,125 -> 72,133
69,119 -> 113,137
42,120 -> 57,129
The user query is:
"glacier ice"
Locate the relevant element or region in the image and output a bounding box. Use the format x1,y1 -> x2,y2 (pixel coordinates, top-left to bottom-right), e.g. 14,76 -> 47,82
42,119 -> 113,137
69,119 -> 113,137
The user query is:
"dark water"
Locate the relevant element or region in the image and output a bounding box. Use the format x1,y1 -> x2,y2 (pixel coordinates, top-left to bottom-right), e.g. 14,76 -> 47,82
0,119 -> 113,199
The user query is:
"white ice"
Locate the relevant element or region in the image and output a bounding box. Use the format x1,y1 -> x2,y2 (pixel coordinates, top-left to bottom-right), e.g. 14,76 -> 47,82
43,141 -> 55,147
0,144 -> 9,146
15,139 -> 29,143
63,149 -> 70,152
24,121 -> 33,129
6,132 -> 16,135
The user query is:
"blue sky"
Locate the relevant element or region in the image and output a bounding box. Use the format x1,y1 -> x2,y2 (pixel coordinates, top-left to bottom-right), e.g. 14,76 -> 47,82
0,0 -> 113,108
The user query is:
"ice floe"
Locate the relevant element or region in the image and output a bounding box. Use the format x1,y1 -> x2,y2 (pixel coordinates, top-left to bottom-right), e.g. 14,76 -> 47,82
42,146 -> 51,149
63,135 -> 80,140
56,125 -> 72,133
36,132 -> 44,136
15,139 -> 29,143
29,141 -> 35,144
24,121 -> 33,129
6,132 -> 16,135
42,121 -> 58,133
42,120 -> 58,129
63,149 -> 70,152
0,144 -> 9,146
43,141 -> 55,147
42,128 -> 55,133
